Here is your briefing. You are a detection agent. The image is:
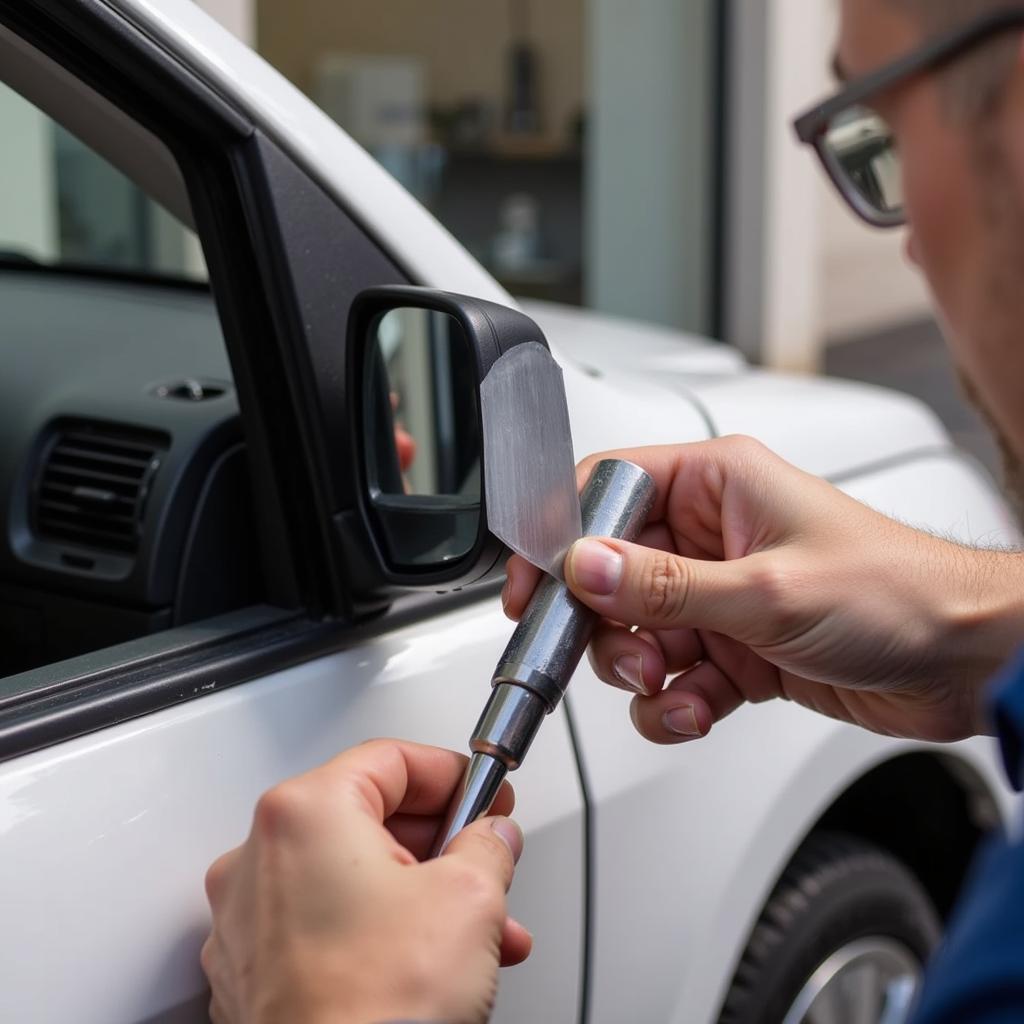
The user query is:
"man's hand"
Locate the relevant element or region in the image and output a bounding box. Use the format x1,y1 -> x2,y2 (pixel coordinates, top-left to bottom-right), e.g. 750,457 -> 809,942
504,437 -> 1024,745
201,740 -> 531,1024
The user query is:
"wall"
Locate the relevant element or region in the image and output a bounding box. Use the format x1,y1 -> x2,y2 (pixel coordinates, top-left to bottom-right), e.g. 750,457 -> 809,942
586,0 -> 715,335
726,0 -> 935,368
195,0 -> 254,45
820,161 -> 932,342
240,0 -> 933,356
256,0 -> 584,155
817,2 -> 931,343
725,0 -> 829,370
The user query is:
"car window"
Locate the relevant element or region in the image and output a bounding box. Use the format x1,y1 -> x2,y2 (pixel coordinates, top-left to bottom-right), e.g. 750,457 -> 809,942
0,77 -> 265,690
0,80 -> 206,281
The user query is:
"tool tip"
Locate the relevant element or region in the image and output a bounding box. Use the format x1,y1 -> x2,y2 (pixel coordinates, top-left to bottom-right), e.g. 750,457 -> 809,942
431,752 -> 509,857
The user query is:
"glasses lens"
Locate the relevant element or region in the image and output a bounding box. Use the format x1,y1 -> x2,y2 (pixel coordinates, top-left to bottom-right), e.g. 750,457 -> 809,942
822,105 -> 903,222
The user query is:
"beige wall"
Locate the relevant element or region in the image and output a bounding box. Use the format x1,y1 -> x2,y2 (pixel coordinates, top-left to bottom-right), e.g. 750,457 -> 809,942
195,0 -> 254,44
725,0 -> 830,371
257,0 -> 584,152
820,181 -> 932,342
816,3 -> 931,343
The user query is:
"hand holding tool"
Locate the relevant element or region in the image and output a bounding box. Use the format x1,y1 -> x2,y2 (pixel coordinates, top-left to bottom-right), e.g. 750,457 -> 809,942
432,458 -> 656,855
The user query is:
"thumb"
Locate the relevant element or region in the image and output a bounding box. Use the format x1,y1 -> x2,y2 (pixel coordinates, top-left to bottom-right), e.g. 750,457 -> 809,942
442,816 -> 523,893
565,537 -> 754,634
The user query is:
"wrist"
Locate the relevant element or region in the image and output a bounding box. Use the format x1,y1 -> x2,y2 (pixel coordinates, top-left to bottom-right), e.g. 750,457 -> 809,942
937,546 -> 1024,736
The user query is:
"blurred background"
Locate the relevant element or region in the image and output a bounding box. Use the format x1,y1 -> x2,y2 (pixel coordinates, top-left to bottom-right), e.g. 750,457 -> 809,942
0,0 -> 998,473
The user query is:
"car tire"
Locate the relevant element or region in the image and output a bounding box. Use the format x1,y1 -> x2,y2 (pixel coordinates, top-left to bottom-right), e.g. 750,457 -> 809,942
718,831 -> 942,1024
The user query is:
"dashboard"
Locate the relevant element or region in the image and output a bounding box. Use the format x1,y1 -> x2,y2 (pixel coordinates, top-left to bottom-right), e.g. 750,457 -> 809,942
0,267 -> 262,676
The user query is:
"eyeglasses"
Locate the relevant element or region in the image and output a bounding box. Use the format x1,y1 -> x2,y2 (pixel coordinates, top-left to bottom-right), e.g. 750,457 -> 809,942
793,8 -> 1024,228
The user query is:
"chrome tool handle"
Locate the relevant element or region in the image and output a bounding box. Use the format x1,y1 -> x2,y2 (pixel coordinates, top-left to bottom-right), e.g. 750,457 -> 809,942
432,460 -> 656,856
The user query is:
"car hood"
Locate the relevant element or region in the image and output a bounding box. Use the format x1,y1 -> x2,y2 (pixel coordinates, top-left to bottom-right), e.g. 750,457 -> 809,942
523,300 -> 952,481
521,300 -> 748,377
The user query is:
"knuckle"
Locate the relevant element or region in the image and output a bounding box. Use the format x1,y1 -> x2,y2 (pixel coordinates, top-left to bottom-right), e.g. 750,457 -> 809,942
253,780 -> 310,837
199,934 -> 217,978
640,551 -> 692,623
204,856 -> 229,906
749,557 -> 799,606
354,736 -> 389,753
449,854 -> 505,911
719,434 -> 763,459
747,557 -> 809,639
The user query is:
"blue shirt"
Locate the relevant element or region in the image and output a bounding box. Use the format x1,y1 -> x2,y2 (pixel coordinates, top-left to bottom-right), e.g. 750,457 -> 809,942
910,646 -> 1024,1023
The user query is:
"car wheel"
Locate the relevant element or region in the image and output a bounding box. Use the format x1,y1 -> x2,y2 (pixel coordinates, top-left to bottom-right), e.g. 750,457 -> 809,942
719,831 -> 942,1024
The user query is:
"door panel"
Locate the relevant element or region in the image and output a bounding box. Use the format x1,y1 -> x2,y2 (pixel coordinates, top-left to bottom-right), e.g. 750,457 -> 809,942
0,599 -> 584,1023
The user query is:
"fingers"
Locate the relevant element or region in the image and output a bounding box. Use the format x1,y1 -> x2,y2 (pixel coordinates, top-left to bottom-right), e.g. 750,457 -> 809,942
626,643 -> 788,743
386,782 -> 515,861
499,917 -> 534,967
502,555 -> 541,621
587,623 -> 704,695
628,660 -> 746,744
318,740 -> 475,822
441,816 -> 523,894
565,537 -> 760,637
503,523 -> 678,623
249,741 -> 512,866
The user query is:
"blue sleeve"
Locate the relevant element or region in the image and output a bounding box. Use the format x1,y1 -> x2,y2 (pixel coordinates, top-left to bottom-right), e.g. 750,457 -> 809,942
909,646 -> 1024,1023
910,830 -> 1024,1023
991,646 -> 1024,792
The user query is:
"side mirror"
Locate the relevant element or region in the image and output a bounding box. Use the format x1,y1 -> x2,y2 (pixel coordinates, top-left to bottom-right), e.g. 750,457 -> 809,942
345,285 -> 554,595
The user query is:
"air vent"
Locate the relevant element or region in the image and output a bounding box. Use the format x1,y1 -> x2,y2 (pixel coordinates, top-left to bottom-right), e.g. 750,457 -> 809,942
33,424 -> 167,556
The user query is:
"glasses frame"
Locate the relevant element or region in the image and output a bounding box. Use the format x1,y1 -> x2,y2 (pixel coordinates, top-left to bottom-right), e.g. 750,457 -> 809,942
793,7 -> 1024,228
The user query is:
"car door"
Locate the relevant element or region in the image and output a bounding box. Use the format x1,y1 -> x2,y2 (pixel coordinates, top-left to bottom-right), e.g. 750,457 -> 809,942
0,4 -> 585,1022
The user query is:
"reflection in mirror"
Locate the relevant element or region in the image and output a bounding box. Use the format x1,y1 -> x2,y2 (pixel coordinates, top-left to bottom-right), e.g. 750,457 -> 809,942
364,307 -> 481,568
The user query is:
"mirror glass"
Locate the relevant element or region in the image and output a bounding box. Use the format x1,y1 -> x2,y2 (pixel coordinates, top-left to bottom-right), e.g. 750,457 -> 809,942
364,307 -> 481,567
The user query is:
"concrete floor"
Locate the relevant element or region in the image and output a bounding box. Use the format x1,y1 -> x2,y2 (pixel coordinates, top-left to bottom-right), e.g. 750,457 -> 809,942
824,318 -> 1002,478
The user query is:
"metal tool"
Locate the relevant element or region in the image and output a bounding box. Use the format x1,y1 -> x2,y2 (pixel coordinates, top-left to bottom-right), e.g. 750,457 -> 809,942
432,459 -> 656,856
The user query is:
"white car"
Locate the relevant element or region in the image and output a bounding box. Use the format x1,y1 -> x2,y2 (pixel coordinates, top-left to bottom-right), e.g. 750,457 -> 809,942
0,3 -> 1017,1023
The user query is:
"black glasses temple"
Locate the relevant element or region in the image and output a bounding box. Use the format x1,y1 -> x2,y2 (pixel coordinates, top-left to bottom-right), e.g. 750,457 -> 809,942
793,6 -> 1024,143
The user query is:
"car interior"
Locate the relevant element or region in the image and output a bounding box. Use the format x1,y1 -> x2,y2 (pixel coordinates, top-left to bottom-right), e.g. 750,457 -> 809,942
0,267 -> 260,677
0,26 -> 265,680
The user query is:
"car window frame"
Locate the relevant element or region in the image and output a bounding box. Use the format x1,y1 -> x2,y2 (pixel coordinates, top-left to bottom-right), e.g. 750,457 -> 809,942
0,0 -> 491,762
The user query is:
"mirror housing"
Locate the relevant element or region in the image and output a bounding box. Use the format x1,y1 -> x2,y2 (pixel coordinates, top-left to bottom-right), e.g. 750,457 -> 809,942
343,285 -> 553,599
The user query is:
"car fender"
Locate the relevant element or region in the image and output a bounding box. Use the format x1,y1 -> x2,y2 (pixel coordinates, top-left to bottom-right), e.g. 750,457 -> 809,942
568,662 -> 1010,1024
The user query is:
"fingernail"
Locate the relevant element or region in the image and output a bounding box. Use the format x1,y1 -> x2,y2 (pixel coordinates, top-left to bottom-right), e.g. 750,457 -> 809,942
662,705 -> 702,737
567,539 -> 623,596
612,653 -> 646,694
491,817 -> 524,864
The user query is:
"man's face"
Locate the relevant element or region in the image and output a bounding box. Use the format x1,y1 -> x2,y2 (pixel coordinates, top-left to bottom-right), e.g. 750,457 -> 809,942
837,0 -> 1024,512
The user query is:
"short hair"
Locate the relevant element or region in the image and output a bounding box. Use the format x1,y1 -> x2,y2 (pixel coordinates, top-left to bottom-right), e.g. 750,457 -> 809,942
890,0 -> 1020,118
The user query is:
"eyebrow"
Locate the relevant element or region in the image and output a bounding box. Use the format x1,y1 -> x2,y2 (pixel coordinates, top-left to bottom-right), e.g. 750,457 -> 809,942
830,53 -> 848,83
